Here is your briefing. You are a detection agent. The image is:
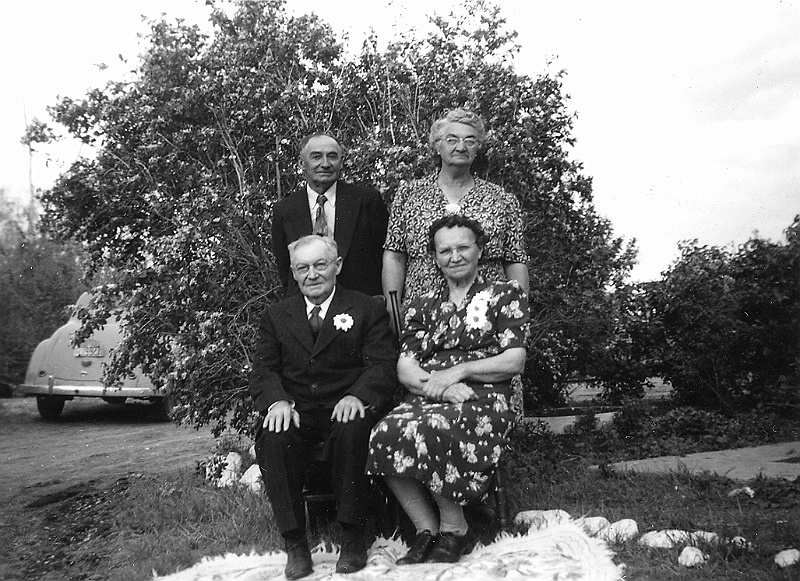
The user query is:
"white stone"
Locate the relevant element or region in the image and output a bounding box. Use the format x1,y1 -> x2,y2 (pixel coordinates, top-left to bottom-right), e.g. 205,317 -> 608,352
224,452 -> 243,473
239,464 -> 263,493
638,530 -> 691,549
602,519 -> 639,543
728,536 -> 753,551
576,516 -> 611,536
678,546 -> 708,567
639,529 -> 719,549
774,548 -> 800,568
215,452 -> 243,488
727,486 -> 755,498
514,509 -> 572,529
217,468 -> 238,487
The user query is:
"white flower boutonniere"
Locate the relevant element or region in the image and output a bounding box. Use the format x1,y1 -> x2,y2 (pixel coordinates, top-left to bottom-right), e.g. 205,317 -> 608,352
333,313 -> 354,332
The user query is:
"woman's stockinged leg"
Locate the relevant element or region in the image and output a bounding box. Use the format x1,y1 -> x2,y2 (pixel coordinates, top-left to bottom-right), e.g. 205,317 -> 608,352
432,493 -> 468,536
386,475 -> 439,565
384,475 -> 439,535
426,492 -> 471,563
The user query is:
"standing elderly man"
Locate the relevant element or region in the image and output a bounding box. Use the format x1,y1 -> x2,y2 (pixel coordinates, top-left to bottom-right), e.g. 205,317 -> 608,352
249,235 -> 397,579
272,132 -> 389,297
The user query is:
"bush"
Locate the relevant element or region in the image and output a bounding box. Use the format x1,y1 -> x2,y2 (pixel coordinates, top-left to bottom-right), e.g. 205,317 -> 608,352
648,217 -> 800,411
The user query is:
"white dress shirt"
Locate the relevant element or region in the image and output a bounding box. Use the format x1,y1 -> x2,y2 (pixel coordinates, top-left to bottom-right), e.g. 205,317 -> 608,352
304,287 -> 336,321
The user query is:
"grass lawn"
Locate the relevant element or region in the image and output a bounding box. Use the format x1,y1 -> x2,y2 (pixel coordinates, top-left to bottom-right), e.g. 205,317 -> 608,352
2,407 -> 798,580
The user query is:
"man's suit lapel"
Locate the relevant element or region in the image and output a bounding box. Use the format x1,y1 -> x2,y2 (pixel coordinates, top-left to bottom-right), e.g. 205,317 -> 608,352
285,188 -> 313,237
277,295 -> 316,352
334,183 -> 359,261
312,288 -> 354,356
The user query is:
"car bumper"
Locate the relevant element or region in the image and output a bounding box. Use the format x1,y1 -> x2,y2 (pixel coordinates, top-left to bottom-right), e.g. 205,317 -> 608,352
16,382 -> 164,399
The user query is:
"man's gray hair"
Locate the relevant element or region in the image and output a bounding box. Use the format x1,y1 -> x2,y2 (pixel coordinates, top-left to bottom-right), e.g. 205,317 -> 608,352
288,235 -> 339,263
298,132 -> 347,159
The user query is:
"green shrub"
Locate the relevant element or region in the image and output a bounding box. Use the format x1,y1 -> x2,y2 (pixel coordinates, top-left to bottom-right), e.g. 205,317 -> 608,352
612,399 -> 655,439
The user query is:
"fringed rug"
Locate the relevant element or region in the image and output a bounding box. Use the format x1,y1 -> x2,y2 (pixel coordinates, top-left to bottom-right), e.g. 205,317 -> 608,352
153,522 -> 624,581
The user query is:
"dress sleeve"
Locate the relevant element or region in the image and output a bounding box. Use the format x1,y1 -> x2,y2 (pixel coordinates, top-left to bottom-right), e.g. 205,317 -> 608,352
398,300 -> 428,360
502,193 -> 527,264
491,280 -> 530,350
384,181 -> 410,252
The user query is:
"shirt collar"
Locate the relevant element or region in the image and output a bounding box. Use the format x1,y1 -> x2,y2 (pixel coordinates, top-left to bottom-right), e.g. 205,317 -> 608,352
306,181 -> 337,208
304,287 -> 336,319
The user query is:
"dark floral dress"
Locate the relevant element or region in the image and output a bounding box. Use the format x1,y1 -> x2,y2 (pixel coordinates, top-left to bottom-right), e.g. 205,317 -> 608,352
366,276 -> 530,505
384,175 -> 527,304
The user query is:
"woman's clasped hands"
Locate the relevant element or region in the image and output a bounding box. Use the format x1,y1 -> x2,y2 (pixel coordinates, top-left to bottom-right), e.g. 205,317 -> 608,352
422,366 -> 477,403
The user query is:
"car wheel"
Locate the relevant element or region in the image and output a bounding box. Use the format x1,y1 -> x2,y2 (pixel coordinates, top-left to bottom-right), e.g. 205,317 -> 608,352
150,395 -> 175,422
37,395 -> 66,420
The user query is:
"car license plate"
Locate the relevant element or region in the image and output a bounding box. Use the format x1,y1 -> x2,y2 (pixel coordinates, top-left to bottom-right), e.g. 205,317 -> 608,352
74,344 -> 104,358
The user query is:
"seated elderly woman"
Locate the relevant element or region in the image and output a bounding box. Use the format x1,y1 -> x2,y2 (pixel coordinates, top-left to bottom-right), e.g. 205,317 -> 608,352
366,214 -> 529,565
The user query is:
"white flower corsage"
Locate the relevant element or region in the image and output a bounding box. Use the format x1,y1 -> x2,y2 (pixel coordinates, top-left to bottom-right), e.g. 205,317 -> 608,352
333,313 -> 354,332
444,202 -> 461,214
465,291 -> 491,330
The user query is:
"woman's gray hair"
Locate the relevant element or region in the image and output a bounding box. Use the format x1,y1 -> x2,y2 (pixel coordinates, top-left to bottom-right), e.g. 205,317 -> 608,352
428,108 -> 486,149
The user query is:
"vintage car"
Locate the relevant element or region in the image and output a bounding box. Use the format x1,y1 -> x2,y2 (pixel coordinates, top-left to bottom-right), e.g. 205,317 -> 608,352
17,292 -> 171,420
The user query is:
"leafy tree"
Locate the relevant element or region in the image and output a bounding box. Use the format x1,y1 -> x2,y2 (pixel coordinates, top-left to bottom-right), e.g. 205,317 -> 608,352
40,0 -> 637,434
20,118 -> 57,151
649,216 -> 799,411
0,194 -> 87,387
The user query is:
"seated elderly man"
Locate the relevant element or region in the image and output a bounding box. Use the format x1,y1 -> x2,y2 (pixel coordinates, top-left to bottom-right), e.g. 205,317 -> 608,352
249,235 -> 397,580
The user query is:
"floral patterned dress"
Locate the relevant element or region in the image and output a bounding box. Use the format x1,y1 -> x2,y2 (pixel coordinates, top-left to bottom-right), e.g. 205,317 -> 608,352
384,175 -> 527,304
366,276 -> 530,505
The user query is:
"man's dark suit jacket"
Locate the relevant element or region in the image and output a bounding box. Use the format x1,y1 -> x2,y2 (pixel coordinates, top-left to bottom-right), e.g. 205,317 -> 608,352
248,286 -> 397,415
271,182 -> 389,297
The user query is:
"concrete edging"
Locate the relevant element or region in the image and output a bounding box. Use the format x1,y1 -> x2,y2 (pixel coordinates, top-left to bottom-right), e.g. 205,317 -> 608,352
523,412 -> 616,434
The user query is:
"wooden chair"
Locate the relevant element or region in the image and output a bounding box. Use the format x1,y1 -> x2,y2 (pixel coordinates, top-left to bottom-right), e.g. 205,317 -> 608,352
302,441 -> 400,536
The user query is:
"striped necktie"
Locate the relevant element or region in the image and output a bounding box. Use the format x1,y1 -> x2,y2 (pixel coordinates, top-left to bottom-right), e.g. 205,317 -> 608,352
313,194 -> 328,236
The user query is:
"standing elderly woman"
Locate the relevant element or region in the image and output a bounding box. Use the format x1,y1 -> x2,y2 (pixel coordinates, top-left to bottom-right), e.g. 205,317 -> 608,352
382,108 -> 529,305
367,215 -> 530,565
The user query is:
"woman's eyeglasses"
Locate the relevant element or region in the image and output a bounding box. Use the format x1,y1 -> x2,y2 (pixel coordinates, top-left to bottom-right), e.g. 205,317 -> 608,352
443,136 -> 479,149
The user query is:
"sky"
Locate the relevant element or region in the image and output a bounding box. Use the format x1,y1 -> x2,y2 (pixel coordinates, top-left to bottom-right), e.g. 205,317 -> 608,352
1,0 -> 798,282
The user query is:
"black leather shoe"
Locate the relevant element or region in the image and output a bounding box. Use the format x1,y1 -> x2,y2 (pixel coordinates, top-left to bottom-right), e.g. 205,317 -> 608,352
336,526 -> 367,574
426,532 -> 471,563
284,535 -> 313,580
396,530 -> 436,565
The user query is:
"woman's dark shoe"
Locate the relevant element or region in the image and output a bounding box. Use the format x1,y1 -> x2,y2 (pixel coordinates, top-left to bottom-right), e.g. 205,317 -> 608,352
426,532 -> 471,563
396,530 -> 436,565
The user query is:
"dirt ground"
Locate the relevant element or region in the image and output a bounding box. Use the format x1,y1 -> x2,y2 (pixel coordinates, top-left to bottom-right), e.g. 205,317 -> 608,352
0,396 -> 216,505
0,397 -> 215,581
0,396 -> 218,580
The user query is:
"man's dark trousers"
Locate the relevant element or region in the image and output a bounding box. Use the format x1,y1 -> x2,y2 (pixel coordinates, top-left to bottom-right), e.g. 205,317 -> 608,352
256,406 -> 385,534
